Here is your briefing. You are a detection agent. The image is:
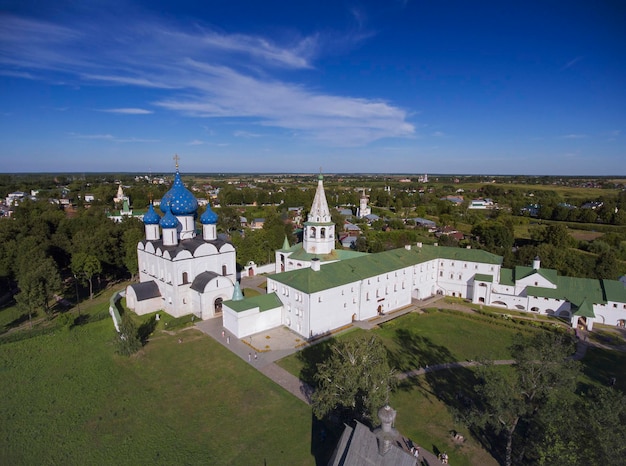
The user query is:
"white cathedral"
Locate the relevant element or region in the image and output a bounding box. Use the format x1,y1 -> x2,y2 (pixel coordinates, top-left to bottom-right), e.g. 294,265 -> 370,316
125,168 -> 236,320
126,168 -> 626,340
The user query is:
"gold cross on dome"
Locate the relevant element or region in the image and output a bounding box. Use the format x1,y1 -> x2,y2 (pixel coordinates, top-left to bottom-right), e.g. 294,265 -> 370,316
173,154 -> 180,169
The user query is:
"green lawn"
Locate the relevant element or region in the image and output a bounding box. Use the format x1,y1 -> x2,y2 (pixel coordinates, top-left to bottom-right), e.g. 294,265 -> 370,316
0,297 -> 313,465
278,309 -> 534,384
276,309 -> 556,466
4,291 -> 623,466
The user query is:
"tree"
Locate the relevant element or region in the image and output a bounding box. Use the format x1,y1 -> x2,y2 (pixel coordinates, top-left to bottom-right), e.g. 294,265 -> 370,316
16,256 -> 62,318
472,221 -> 514,254
14,271 -> 43,328
114,312 -> 142,356
469,332 -> 579,466
122,227 -> 144,279
594,250 -> 620,280
536,387 -> 626,466
543,224 -> 573,248
216,205 -> 241,233
312,335 -> 396,425
71,253 -> 102,300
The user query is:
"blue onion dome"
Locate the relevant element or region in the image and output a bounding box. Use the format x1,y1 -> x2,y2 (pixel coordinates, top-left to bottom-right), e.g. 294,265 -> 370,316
159,191 -> 172,214
162,171 -> 198,216
143,203 -> 161,225
200,204 -> 218,225
160,209 -> 179,229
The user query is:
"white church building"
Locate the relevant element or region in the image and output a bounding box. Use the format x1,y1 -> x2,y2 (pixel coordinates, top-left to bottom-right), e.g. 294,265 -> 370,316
125,168 -> 236,320
126,168 -> 626,339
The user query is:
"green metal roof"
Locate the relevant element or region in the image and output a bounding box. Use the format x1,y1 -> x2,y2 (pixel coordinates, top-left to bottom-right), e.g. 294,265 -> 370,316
278,242 -> 367,262
526,275 -> 605,308
514,266 -> 558,284
474,273 -> 493,283
602,279 -> 626,303
499,268 -> 515,286
269,244 -> 503,294
573,298 -> 596,318
224,292 -> 283,313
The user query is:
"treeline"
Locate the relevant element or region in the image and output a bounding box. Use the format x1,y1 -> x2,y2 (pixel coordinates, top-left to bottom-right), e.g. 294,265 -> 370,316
0,199 -> 144,322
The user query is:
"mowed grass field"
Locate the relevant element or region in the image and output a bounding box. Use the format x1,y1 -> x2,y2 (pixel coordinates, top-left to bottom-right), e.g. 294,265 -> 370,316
3,291 -> 623,466
0,303 -> 313,465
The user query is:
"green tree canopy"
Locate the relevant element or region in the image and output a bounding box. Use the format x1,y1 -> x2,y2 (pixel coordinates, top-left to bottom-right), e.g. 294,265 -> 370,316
312,335 -> 396,426
71,253 -> 102,300
469,331 -> 580,466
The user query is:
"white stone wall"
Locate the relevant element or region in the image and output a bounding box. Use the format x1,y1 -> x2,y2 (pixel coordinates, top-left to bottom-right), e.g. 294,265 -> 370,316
223,305 -> 282,338
308,284 -> 362,338
595,301 -> 626,327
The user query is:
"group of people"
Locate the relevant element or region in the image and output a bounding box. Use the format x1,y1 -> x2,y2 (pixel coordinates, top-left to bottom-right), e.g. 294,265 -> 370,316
438,451 -> 449,464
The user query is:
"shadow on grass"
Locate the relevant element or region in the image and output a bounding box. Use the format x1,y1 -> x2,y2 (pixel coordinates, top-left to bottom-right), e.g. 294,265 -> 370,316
310,412 -> 343,466
138,315 -> 158,345
389,326 -> 502,463
71,313 -> 90,328
296,338 -> 335,387
4,311 -> 33,331
581,347 -> 626,391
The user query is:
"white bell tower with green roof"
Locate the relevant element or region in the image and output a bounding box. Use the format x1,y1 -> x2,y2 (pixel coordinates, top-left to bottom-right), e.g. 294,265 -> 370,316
303,174 -> 335,255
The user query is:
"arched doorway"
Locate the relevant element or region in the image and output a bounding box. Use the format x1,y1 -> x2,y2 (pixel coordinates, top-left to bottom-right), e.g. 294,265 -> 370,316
214,297 -> 223,315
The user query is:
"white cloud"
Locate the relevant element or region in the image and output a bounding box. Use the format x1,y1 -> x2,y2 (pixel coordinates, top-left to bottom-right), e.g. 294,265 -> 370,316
100,108 -> 154,115
0,13 -> 414,147
562,56 -> 583,70
187,139 -> 204,146
561,134 -> 587,139
68,132 -> 158,143
0,69 -> 37,79
233,131 -> 261,138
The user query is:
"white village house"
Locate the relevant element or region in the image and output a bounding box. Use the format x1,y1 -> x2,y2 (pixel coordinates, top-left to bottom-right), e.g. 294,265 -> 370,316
126,169 -> 626,339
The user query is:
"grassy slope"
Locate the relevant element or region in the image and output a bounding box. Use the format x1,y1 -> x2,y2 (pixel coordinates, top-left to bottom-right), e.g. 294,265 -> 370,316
1,312 -> 313,465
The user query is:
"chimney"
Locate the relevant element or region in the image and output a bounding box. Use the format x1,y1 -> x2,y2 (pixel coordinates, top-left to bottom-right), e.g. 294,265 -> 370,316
533,256 -> 541,270
311,258 -> 321,271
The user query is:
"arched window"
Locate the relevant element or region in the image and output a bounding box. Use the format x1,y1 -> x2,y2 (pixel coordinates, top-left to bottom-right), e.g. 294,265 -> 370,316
222,264 -> 227,276
310,226 -> 316,238
182,272 -> 189,285
320,227 -> 326,238
214,297 -> 223,314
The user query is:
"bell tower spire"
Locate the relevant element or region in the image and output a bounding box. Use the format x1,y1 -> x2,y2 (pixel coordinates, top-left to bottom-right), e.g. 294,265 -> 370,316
303,173 -> 335,255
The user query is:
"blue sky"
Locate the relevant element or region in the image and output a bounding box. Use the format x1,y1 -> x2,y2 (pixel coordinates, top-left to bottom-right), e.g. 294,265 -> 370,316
1,1 -> 624,175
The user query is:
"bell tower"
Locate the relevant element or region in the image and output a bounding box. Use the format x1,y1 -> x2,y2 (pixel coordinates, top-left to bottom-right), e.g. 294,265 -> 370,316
303,174 -> 335,255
